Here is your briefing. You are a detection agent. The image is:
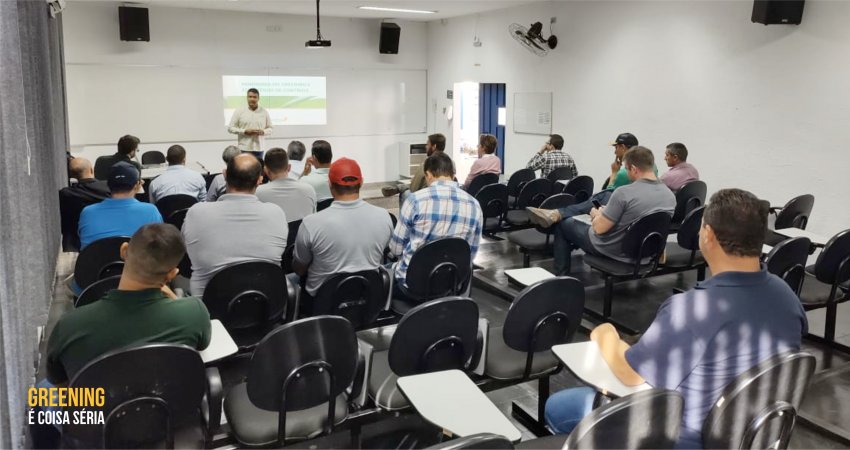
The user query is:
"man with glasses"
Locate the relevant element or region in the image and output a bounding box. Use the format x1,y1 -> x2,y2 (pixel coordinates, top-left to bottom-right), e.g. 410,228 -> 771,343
526,133 -> 578,178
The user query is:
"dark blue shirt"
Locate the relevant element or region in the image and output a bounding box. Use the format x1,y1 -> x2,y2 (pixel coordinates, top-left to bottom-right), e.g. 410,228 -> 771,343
625,268 -> 807,449
78,198 -> 162,249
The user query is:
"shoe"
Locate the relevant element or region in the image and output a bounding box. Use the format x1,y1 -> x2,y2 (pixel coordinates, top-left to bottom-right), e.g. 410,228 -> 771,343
526,207 -> 561,228
381,185 -> 400,197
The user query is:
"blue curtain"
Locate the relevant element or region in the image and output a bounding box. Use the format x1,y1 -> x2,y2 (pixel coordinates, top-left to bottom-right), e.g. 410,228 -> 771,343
479,83 -> 506,172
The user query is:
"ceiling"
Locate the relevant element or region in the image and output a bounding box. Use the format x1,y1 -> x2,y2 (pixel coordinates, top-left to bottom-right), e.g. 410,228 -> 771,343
72,0 -> 550,21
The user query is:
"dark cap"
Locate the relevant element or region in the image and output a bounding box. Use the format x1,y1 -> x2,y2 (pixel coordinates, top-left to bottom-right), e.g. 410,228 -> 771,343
108,161 -> 141,190
329,157 -> 363,186
609,133 -> 639,147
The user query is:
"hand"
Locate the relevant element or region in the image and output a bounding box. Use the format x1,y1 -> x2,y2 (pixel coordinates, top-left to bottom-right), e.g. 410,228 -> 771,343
610,159 -> 622,173
302,157 -> 314,176
256,129 -> 265,136
590,323 -> 617,343
589,207 -> 600,219
539,143 -> 550,153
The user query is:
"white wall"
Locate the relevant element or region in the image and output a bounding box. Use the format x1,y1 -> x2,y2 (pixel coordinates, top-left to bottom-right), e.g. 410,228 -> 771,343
428,0 -> 850,236
63,2 -> 428,182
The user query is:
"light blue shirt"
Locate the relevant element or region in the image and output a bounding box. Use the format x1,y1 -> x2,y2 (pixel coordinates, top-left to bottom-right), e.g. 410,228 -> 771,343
148,165 -> 207,204
288,160 -> 305,180
78,198 -> 163,249
300,168 -> 331,201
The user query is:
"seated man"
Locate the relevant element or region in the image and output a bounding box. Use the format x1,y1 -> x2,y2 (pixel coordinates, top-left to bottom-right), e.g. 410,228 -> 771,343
78,161 -> 162,249
463,133 -> 502,190
206,145 -> 241,202
148,144 -> 207,204
382,133 -> 447,205
182,153 -> 288,297
256,147 -> 317,223
660,142 -> 700,192
544,188 -> 807,448
47,223 -> 211,385
389,152 -> 483,295
293,158 -> 393,314
299,140 -> 333,201
533,146 -> 674,275
526,133 -> 578,178
286,140 -> 307,181
59,157 -> 110,251
93,134 -> 143,181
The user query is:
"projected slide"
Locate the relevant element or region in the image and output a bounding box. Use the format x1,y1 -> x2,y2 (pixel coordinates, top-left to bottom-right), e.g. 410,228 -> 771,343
223,76 -> 327,126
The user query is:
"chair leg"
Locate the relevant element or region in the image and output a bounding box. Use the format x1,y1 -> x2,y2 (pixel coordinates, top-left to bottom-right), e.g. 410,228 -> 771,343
697,266 -> 706,282
825,303 -> 837,342
603,277 -> 614,319
523,253 -> 530,268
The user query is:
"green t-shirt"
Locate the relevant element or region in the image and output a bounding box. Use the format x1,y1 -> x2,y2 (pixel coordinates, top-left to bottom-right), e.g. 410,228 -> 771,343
46,289 -> 211,384
607,165 -> 660,190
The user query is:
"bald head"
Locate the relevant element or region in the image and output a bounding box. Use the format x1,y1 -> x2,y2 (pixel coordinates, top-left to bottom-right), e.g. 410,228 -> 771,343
69,157 -> 94,180
225,153 -> 263,193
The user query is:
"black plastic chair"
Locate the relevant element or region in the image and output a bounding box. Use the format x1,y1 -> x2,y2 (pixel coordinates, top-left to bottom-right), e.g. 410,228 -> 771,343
281,219 -> 303,274
63,344 -> 222,449
224,316 -> 359,447
165,208 -> 190,231
582,211 -> 672,332
141,150 -> 166,165
484,277 -> 585,436
798,229 -> 850,343
307,267 -> 391,329
467,172 -> 500,197
702,352 -> 816,450
561,175 -> 594,203
765,237 -> 811,295
74,236 -> 130,291
392,238 -> 472,314
75,275 -> 120,308
507,194 -> 576,267
317,198 -> 334,211
506,168 -> 536,209
428,433 -> 514,449
772,194 -> 815,230
505,178 -> 553,228
546,166 -> 575,184
669,180 -> 706,233
660,206 -> 707,280
155,194 -> 197,220
475,183 -> 509,235
201,261 -> 294,349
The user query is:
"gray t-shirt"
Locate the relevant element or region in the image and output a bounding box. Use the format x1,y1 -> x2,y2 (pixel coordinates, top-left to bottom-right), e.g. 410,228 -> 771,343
256,177 -> 317,223
300,168 -> 331,201
589,178 -> 676,262
294,199 -> 393,295
206,174 -> 226,202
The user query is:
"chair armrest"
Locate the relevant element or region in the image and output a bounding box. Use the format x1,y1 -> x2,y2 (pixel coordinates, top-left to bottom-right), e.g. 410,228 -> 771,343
349,351 -> 367,403
353,340 -> 375,408
203,367 -> 223,437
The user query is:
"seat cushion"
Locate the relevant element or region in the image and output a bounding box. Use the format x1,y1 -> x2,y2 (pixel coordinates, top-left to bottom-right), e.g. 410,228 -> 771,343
391,297 -> 417,315
799,273 -> 850,309
515,434 -> 569,449
224,383 -> 348,447
583,254 -> 654,278
483,216 -> 502,232
484,325 -> 560,380
506,210 -> 530,226
663,243 -> 705,269
507,229 -> 549,251
367,349 -> 409,410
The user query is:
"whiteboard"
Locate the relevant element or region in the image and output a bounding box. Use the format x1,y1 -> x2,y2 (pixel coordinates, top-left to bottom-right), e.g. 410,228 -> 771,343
66,65 -> 427,145
513,92 -> 552,135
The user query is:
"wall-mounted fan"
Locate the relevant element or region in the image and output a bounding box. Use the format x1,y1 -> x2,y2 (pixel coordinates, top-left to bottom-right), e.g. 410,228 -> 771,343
508,21 -> 558,57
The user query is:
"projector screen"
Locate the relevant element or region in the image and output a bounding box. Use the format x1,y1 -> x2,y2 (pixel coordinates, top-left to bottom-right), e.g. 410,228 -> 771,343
222,75 -> 327,126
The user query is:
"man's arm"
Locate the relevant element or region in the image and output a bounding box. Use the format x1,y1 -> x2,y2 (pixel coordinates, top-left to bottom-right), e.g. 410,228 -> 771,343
590,207 -> 616,234
526,152 -> 545,171
292,223 -> 311,277
389,200 -> 415,257
261,110 -> 273,136
227,110 -> 244,135
592,323 -> 646,386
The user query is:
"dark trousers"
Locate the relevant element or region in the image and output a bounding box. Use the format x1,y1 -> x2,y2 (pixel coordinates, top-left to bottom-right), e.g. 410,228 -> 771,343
553,219 -> 599,275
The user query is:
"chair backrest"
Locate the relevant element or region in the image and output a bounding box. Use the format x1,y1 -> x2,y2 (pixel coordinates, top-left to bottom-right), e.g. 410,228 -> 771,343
562,175 -> 594,203
506,168 -> 536,197
676,206 -> 705,251
671,180 -> 707,225
467,172 -> 500,197
546,166 -> 575,182
534,194 -> 576,234
317,198 -> 334,211
565,389 -> 684,450
64,344 -> 206,449
765,237 -> 811,295
287,219 -> 303,248
812,229 -> 850,286
622,211 -> 672,274
515,178 -> 553,209
427,433 -> 514,449
775,194 -> 814,230
281,219 -> 303,274
311,268 -> 390,329
388,297 -> 479,377
475,183 -> 508,220
405,238 -> 472,301
75,275 -> 121,308
702,352 -> 816,450
74,236 -> 131,291
202,261 -> 289,338
155,194 -> 197,220
141,150 -> 166,165
164,208 -> 190,231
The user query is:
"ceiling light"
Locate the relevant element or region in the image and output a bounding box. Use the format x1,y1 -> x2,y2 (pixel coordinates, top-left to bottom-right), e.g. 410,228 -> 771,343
358,6 -> 437,15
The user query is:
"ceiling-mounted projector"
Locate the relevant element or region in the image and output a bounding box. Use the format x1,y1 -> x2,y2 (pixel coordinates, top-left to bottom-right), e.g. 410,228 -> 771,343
306,0 -> 331,48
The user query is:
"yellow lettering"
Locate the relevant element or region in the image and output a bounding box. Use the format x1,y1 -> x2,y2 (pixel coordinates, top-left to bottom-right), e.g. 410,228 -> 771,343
94,388 -> 105,407
27,388 -> 37,407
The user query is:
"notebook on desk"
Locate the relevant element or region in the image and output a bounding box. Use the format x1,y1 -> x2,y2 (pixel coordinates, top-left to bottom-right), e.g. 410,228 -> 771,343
504,267 -> 555,287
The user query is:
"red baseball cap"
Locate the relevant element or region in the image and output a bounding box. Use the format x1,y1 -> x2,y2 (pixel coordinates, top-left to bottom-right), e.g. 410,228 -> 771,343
329,157 -> 363,186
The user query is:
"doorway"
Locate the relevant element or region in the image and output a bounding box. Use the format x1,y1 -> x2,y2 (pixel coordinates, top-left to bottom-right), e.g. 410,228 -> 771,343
452,82 -> 506,185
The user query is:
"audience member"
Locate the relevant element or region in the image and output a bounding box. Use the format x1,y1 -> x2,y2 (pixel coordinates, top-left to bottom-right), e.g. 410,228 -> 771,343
300,140 -> 333,201
526,133 -> 578,178
544,188 -> 807,448
78,161 -> 162,249
389,152 -> 483,294
382,133 -> 448,204
287,140 -> 307,181
182,154 -> 287,297
59,157 -> 110,250
148,144 -> 207,204
206,145 -> 241,202
530,146 -> 675,275
93,134 -> 143,181
660,142 -> 700,192
293,158 -> 393,313
257,147 -> 317,222
463,134 -> 502,190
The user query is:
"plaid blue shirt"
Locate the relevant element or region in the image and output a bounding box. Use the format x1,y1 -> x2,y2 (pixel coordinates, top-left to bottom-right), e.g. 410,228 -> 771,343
390,180 -> 483,285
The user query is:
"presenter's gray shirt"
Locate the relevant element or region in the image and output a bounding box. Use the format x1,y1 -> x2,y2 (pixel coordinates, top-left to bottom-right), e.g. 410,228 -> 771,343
294,199 -> 393,295
256,177 -> 317,223
182,194 -> 287,297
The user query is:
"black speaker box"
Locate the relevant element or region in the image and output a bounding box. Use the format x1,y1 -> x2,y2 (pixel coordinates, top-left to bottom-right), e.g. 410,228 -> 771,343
379,22 -> 401,54
119,6 -> 150,41
752,0 -> 805,25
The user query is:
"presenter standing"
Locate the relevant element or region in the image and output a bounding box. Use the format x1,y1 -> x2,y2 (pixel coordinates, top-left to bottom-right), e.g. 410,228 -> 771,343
227,88 -> 273,155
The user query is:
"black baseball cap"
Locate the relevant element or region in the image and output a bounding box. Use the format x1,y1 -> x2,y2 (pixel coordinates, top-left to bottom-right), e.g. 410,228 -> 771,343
108,161 -> 141,190
609,133 -> 639,147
